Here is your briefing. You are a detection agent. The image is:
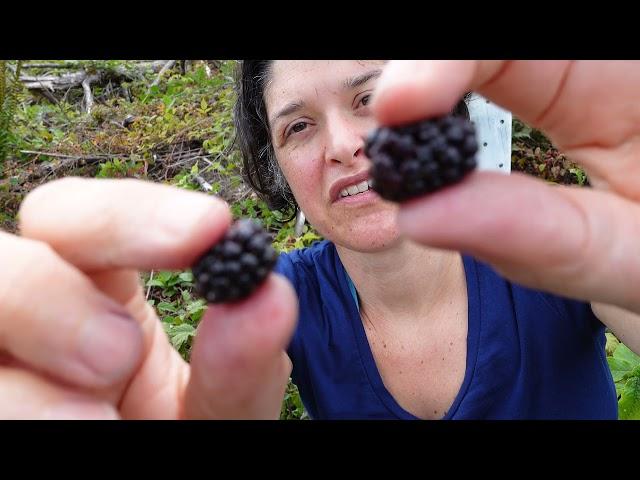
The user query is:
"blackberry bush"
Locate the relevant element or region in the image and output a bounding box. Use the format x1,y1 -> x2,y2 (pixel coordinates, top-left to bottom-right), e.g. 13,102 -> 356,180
192,219 -> 278,303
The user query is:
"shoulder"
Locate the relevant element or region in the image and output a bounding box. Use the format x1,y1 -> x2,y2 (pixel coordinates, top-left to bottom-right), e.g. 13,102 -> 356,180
273,240 -> 339,291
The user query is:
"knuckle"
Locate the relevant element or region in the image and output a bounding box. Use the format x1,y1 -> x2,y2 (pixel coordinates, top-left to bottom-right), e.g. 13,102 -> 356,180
0,237 -> 64,327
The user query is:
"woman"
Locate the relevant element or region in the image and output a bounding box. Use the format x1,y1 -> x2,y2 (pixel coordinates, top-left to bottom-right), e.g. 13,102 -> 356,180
2,60 -> 639,419
234,60 -> 619,419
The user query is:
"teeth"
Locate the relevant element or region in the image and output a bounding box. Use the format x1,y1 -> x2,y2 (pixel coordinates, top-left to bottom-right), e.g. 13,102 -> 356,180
339,179 -> 371,198
347,184 -> 359,195
356,180 -> 369,193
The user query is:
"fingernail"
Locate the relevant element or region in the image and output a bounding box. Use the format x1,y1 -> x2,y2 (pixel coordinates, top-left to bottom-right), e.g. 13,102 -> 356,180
76,312 -> 143,386
43,401 -> 120,420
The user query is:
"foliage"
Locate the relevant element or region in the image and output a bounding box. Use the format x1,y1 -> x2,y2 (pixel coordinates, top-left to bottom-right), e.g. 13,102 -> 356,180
0,61 -> 23,164
606,333 -> 640,419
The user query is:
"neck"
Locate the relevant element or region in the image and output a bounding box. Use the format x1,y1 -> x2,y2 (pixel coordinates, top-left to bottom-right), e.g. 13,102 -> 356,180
335,240 -> 463,325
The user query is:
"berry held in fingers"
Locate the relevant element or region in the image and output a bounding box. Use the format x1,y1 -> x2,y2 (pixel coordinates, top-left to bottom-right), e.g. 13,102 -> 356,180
365,114 -> 478,202
192,219 -> 278,303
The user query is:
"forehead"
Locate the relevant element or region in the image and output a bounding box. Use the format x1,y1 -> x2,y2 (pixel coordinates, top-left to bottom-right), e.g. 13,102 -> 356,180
265,60 -> 385,108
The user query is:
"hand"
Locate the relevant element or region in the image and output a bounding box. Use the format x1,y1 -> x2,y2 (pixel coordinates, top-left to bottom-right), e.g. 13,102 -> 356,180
372,60 -> 640,315
0,177 -> 297,419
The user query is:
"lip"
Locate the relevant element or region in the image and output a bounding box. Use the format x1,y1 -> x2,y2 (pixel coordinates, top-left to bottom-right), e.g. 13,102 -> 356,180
329,170 -> 372,203
334,188 -> 379,206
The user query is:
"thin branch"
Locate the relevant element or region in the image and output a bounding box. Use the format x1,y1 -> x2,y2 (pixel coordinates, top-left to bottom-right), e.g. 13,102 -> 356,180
81,76 -> 94,114
192,174 -> 213,192
39,88 -> 59,104
22,62 -> 81,69
19,150 -> 111,159
149,60 -> 177,89
146,270 -> 154,300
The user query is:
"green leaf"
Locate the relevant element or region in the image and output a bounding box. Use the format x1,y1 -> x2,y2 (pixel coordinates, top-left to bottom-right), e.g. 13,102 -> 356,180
169,323 -> 196,351
608,357 -> 634,383
145,278 -> 166,287
605,332 -> 620,356
613,343 -> 640,368
157,302 -> 178,313
178,271 -> 194,283
618,377 -> 640,420
157,271 -> 174,284
181,289 -> 192,302
186,299 -> 206,314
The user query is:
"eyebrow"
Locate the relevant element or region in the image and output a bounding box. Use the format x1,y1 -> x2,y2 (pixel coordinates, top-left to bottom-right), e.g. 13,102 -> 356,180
270,101 -> 305,126
342,69 -> 382,90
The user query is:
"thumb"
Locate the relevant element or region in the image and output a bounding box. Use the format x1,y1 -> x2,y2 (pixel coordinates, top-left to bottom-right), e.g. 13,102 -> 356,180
396,171 -> 640,314
183,274 -> 298,419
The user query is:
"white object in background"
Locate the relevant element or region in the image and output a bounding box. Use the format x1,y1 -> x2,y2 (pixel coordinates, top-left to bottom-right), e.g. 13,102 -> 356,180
466,93 -> 512,174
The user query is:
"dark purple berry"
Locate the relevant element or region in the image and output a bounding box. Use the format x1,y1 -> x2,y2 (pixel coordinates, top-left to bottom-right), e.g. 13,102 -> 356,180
191,219 -> 278,303
365,113 -> 478,202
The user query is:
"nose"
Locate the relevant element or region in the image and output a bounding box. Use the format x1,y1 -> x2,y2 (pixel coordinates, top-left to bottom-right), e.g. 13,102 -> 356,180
323,110 -> 366,167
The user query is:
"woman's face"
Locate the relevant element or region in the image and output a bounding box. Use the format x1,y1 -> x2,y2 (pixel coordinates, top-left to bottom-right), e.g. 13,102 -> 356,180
264,60 -> 401,252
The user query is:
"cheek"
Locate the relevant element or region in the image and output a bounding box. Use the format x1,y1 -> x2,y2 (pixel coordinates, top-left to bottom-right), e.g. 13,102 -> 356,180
280,150 -> 324,209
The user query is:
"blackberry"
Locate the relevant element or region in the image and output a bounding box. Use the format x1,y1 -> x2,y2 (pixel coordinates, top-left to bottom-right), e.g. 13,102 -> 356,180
365,114 -> 478,202
191,219 -> 278,304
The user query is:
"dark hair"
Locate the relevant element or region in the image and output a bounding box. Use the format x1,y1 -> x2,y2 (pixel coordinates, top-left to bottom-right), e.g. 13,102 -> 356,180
234,60 -> 471,213
234,60 -> 296,212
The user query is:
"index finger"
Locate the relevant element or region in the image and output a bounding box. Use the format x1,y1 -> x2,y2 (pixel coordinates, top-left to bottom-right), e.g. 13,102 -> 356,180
18,177 -> 232,273
371,60 -> 640,193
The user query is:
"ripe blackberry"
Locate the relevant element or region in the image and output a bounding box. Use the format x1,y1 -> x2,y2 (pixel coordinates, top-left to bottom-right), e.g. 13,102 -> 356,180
191,219 -> 278,304
365,114 -> 478,202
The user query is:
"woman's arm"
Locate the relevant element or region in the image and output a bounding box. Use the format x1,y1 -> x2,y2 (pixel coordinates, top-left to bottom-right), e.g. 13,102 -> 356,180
591,302 -> 640,355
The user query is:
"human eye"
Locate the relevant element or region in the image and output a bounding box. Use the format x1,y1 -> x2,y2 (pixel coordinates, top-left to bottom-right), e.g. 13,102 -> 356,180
285,120 -> 309,139
354,91 -> 373,111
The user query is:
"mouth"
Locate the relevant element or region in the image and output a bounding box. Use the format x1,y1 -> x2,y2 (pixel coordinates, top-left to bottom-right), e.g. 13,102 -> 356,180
330,171 -> 377,204
338,178 -> 374,199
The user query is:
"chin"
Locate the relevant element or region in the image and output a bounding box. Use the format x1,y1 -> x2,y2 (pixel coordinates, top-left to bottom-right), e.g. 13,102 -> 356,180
343,235 -> 402,253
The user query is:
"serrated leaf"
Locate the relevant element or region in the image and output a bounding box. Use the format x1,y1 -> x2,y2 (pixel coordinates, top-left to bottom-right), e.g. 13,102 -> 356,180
608,357 -> 634,382
145,278 -> 166,287
613,343 -> 640,368
618,377 -> 640,420
157,302 -> 178,313
186,299 -> 206,314
169,323 -> 196,351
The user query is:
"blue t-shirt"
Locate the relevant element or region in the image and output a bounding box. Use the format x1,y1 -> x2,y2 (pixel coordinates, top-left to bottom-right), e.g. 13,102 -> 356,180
274,240 -> 618,419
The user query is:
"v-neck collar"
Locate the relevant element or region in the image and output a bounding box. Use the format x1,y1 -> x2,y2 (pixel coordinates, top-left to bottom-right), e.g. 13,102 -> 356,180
335,246 -> 482,420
